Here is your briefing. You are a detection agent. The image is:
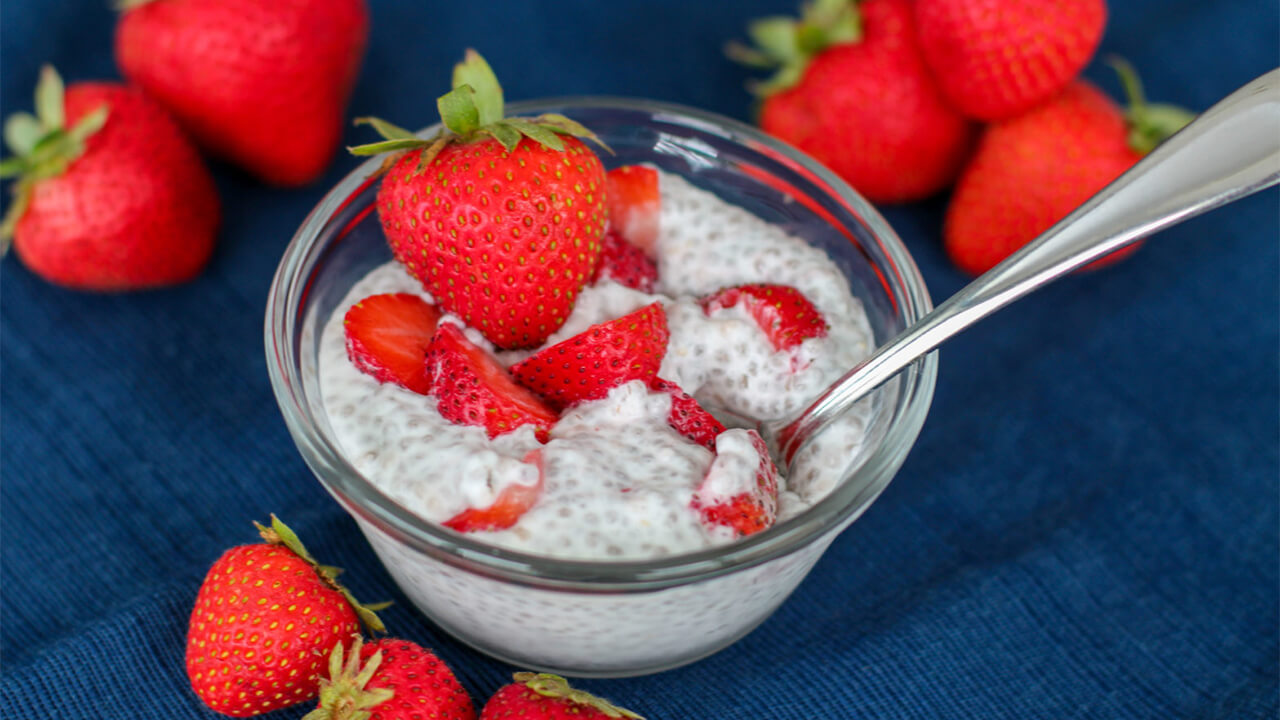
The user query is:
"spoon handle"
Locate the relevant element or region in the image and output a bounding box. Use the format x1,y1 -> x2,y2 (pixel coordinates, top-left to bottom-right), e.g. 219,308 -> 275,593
773,68 -> 1280,462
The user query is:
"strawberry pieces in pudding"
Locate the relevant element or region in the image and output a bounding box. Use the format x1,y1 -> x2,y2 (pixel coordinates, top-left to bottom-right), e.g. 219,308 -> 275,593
693,429 -> 780,537
511,302 -> 669,410
343,293 -> 441,395
701,283 -> 829,352
649,378 -> 726,451
425,323 -> 559,441
605,165 -> 660,254
591,230 -> 658,292
445,449 -> 545,533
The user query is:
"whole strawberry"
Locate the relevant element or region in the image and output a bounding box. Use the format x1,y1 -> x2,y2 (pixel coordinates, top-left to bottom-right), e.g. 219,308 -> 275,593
351,50 -> 609,349
0,67 -> 219,290
731,0 -> 975,203
303,635 -> 476,720
115,0 -> 368,186
945,61 -> 1194,275
186,515 -> 386,717
916,0 -> 1107,121
480,673 -> 643,720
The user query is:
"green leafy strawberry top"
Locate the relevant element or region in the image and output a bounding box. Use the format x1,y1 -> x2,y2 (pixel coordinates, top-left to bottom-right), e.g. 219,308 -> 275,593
0,66 -> 109,243
349,49 -> 608,172
514,673 -> 645,719
1107,57 -> 1196,155
726,0 -> 862,96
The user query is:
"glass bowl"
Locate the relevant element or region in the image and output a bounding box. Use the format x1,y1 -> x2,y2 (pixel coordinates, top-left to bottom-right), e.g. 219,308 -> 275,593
265,97 -> 936,677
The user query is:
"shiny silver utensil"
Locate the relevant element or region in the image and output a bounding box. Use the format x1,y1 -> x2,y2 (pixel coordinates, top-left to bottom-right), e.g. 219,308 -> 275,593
768,68 -> 1280,467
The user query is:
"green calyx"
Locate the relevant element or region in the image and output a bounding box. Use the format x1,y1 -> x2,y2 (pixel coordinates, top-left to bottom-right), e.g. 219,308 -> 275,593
1107,56 -> 1196,155
255,515 -> 390,635
348,49 -> 608,173
113,0 -> 161,11
514,672 -> 645,719
301,636 -> 394,720
0,65 -> 109,246
726,0 -> 862,96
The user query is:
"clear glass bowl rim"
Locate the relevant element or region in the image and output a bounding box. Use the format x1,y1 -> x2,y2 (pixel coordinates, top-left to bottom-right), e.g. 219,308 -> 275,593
265,96 -> 938,593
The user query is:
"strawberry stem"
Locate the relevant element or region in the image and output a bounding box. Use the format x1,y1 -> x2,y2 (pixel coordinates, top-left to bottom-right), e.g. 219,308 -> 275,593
514,672 -> 645,719
346,49 -> 609,169
727,0 -> 863,96
1107,56 -> 1196,155
302,636 -> 395,720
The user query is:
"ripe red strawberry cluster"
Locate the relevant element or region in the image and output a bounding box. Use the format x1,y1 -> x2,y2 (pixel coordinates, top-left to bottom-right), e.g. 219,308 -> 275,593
187,515 -> 644,718
2,0 -> 369,291
734,0 -> 1193,275
341,52 -> 834,538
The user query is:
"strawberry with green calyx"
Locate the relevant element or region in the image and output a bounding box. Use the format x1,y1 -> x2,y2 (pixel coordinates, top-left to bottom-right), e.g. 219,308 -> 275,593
350,50 -> 610,350
1,66 -> 219,290
186,515 -> 388,717
944,59 -> 1195,275
729,0 -> 974,204
480,673 -> 643,720
303,635 -> 476,720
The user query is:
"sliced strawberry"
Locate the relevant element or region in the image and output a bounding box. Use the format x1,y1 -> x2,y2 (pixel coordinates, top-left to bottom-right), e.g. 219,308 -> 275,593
605,164 -> 660,254
344,293 -> 441,395
692,429 -> 779,537
425,323 -> 558,441
649,377 -> 726,451
511,302 -> 669,410
590,230 -> 658,292
701,284 -> 829,352
444,449 -> 544,532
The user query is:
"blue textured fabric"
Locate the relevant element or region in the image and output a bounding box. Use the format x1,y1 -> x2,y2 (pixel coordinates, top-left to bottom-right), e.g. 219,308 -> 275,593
2,1 -> 1276,717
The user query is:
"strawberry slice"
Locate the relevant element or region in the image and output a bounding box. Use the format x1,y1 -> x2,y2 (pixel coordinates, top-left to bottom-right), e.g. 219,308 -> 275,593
649,377 -> 726,451
700,284 -> 828,352
444,449 -> 544,532
590,230 -> 658,292
692,429 -> 779,537
605,164 -> 660,254
511,302 -> 669,410
425,323 -> 558,441
344,293 -> 441,395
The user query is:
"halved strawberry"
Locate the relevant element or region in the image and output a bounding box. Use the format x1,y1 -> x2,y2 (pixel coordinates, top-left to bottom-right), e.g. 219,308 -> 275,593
590,230 -> 658,292
649,377 -> 726,451
344,293 -> 441,395
444,449 -> 544,532
701,284 -> 828,352
605,164 -> 660,254
692,429 -> 779,537
425,323 -> 559,441
511,303 -> 669,410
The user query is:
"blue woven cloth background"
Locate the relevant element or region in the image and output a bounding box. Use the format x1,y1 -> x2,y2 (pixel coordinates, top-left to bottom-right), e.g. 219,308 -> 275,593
2,1 -> 1276,717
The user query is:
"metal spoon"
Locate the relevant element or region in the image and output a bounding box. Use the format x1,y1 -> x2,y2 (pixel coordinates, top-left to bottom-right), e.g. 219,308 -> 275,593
766,68 -> 1280,468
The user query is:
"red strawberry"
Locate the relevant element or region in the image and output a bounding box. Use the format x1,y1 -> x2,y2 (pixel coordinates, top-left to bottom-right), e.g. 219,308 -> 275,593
945,64 -> 1193,275
510,303 -> 669,410
590,231 -> 658,292
351,51 -> 608,350
1,67 -> 219,291
425,323 -> 559,441
480,673 -> 643,720
344,293 -> 441,395
186,515 -> 385,717
604,164 -> 660,253
701,284 -> 828,352
115,0 -> 368,186
445,449 -> 544,532
916,0 -> 1107,121
649,378 -> 726,451
692,429 -> 779,537
731,0 -> 975,203
303,635 -> 476,720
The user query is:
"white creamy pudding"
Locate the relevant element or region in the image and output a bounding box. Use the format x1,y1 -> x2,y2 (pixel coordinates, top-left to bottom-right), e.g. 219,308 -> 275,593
319,172 -> 875,560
